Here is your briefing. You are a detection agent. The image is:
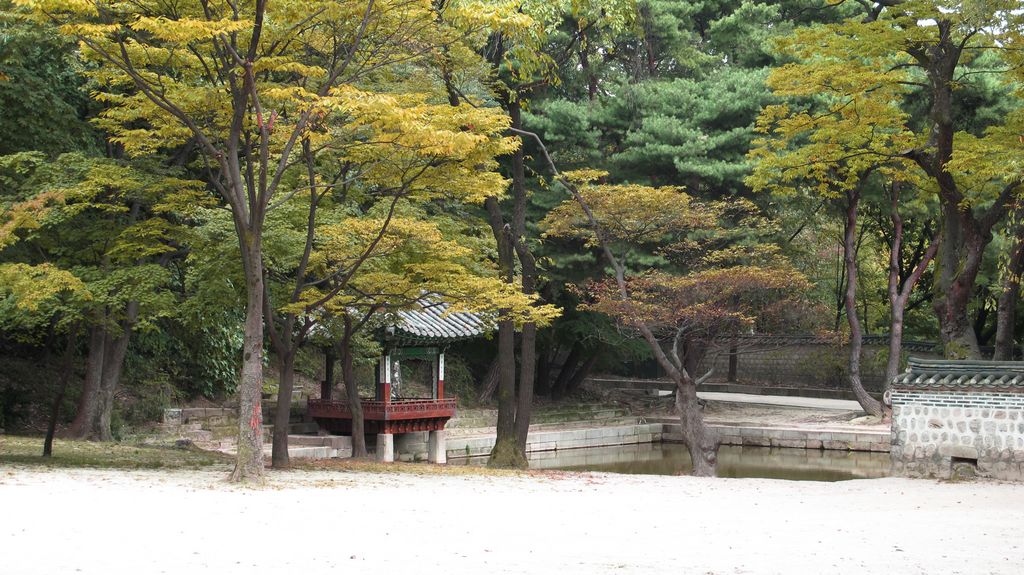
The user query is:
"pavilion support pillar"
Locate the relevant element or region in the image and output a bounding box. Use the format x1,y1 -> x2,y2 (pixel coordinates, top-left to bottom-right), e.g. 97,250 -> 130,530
376,433 -> 394,463
428,430 -> 447,464
321,347 -> 334,400
377,353 -> 392,402
437,352 -> 445,400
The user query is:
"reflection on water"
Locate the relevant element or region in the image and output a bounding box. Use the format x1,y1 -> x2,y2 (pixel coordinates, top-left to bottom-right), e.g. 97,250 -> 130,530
454,443 -> 891,481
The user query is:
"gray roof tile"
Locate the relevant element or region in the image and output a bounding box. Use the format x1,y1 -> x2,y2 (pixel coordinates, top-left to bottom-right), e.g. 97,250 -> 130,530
391,301 -> 491,344
892,357 -> 1024,392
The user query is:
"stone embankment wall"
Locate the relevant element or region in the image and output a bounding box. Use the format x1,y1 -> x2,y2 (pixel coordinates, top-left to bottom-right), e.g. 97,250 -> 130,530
391,423 -> 664,462
891,390 -> 1024,480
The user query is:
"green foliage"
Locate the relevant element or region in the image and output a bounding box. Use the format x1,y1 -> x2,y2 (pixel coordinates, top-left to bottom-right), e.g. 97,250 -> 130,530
2,0 -> 1022,433
441,353 -> 479,407
0,4 -> 97,156
0,153 -> 202,342
512,0 -> 849,371
606,68 -> 773,192
747,0 -> 1024,350
543,173 -> 817,356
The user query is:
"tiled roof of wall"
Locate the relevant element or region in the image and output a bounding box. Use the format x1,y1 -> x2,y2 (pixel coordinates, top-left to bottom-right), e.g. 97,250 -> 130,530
892,357 -> 1024,392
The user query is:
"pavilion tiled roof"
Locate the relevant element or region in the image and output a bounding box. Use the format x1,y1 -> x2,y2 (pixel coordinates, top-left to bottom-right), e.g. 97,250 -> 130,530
390,301 -> 491,344
892,357 -> 1024,392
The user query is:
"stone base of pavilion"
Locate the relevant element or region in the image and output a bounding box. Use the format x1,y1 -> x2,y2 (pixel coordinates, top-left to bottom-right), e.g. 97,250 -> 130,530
373,430 -> 447,464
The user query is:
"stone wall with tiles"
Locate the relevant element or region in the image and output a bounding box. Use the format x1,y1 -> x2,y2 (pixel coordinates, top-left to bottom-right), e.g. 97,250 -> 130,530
695,337 -> 943,392
890,390 -> 1024,480
605,336 -> 950,393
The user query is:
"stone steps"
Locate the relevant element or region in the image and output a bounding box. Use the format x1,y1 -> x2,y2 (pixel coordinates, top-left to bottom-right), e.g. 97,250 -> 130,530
263,445 -> 353,459
288,434 -> 351,449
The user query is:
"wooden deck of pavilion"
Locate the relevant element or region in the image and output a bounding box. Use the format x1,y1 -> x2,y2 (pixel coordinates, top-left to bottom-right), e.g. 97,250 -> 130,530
307,301 -> 490,461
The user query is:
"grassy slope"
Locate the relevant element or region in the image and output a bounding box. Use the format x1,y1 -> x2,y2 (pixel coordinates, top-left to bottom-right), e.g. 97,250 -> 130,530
0,436 -> 233,470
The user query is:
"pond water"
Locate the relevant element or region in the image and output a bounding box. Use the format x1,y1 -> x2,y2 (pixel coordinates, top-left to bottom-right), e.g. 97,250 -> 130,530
453,443 -> 891,481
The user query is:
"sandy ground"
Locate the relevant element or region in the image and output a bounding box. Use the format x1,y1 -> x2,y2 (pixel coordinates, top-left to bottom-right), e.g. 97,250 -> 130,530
701,402 -> 884,431
2,465 -> 1022,575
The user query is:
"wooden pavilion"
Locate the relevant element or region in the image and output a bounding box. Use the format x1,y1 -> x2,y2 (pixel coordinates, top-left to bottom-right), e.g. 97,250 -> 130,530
307,302 -> 489,463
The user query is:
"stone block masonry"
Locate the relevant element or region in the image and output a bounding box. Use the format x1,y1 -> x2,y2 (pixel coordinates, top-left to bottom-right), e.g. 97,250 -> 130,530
656,420 -> 890,453
443,423 -> 665,460
891,390 -> 1024,481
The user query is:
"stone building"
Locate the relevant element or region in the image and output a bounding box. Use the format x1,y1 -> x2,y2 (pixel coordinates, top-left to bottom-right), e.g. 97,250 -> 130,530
890,357 -> 1024,480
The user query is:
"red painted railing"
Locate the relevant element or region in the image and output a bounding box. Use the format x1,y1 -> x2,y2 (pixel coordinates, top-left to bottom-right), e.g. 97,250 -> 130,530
308,398 -> 457,421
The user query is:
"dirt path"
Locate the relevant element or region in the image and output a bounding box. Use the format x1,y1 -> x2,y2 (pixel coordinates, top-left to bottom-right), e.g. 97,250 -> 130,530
701,401 -> 883,430
2,465 -> 1021,574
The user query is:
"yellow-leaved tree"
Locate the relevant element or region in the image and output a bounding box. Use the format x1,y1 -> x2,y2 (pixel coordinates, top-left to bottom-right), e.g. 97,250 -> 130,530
441,0 -> 635,468
17,0 -> 528,481
542,169 -> 812,476
255,82 -> 556,465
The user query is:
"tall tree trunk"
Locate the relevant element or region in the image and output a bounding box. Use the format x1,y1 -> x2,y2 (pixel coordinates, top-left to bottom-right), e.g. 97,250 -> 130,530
667,333 -> 718,476
446,52 -> 531,466
884,185 -> 940,413
535,348 -> 552,397
884,195 -> 907,388
675,374 -> 717,476
340,315 -> 367,458
91,308 -> 137,441
932,200 -> 986,358
885,304 -> 906,390
44,326 -> 78,457
514,322 -> 536,450
89,342 -> 118,441
477,357 -> 500,403
321,347 -> 334,401
551,342 -> 582,400
271,350 -> 295,468
913,22 -> 1006,360
727,339 -> 738,383
843,190 -> 883,417
579,31 -> 597,101
564,352 -> 599,396
994,217 -> 1024,360
67,322 -> 105,438
230,236 -> 266,482
489,319 -> 523,468
509,99 -> 538,457
270,145 -> 321,469
483,183 -> 523,467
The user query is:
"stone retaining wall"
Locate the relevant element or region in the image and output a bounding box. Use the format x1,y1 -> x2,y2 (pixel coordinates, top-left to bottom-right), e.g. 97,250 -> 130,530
651,418 -> 889,452
890,390 -> 1024,480
425,421 -> 889,462
435,423 -> 662,461
708,425 -> 888,452
383,423 -> 664,462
